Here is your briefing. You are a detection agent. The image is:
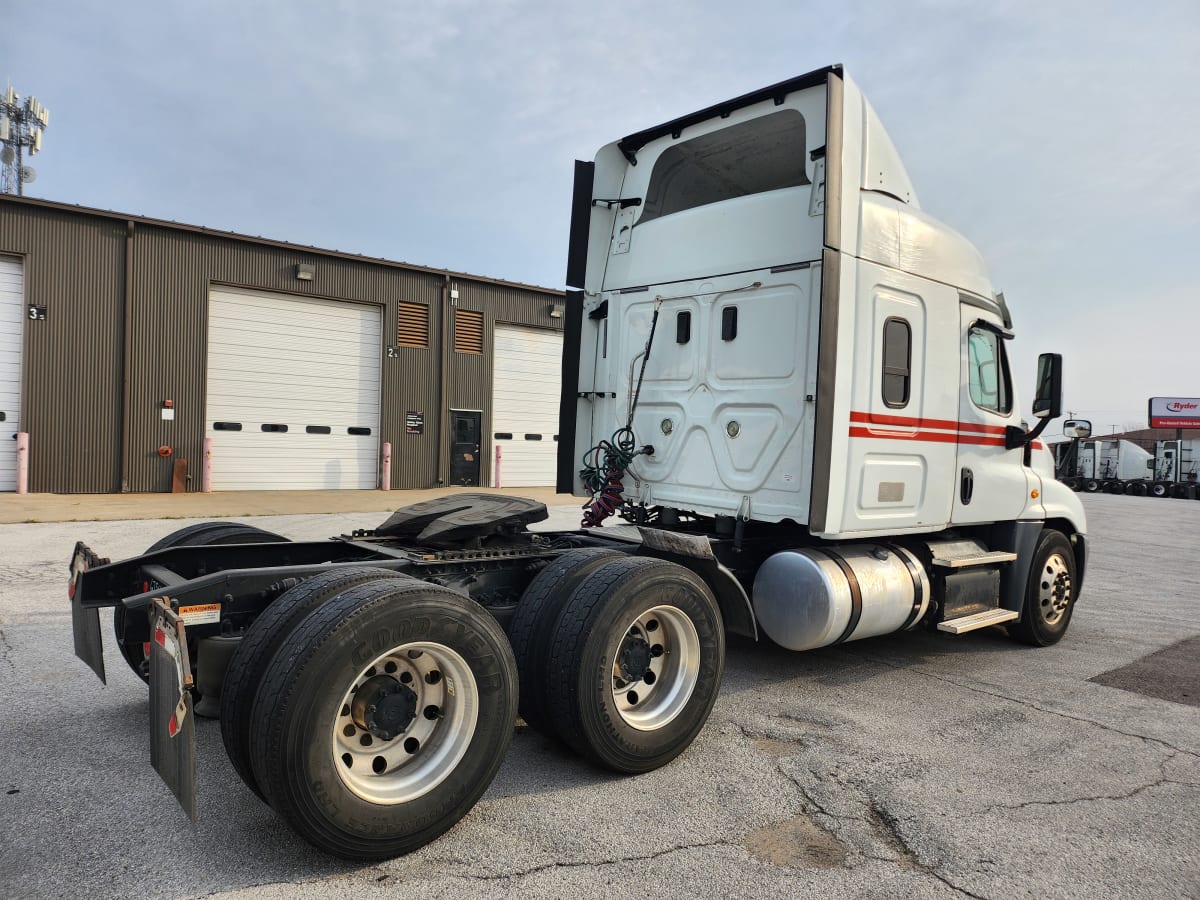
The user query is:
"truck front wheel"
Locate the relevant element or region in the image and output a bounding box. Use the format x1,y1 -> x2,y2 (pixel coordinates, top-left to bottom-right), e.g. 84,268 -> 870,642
544,557 -> 724,774
249,579 -> 518,860
1008,530 -> 1077,647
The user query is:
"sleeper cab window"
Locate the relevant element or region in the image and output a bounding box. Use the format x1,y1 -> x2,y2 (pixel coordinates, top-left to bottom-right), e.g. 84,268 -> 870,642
638,110 -> 810,225
967,325 -> 1013,414
881,317 -> 911,408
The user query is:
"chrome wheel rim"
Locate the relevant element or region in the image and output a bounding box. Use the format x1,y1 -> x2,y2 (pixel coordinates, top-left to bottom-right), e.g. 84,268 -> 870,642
1038,554 -> 1072,626
610,604 -> 700,731
332,641 -> 478,804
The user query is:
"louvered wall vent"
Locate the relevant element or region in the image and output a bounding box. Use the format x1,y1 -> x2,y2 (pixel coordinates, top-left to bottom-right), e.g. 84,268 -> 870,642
397,301 -> 430,348
454,309 -> 483,354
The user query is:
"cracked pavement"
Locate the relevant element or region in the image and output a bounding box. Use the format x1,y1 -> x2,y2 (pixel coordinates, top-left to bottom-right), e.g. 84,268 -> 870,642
0,492 -> 1197,898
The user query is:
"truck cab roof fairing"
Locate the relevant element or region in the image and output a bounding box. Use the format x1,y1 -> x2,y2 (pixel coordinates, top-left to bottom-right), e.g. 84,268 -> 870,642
616,66 -> 843,166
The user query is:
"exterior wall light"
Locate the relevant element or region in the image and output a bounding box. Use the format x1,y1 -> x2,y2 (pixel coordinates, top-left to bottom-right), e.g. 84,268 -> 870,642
295,264 -> 315,281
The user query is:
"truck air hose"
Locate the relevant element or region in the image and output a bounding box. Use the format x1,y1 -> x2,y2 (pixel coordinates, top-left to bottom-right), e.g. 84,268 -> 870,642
580,306 -> 660,528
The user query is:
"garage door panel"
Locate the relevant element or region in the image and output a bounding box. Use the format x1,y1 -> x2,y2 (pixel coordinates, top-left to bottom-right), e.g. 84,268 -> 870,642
207,287 -> 381,491
491,325 -> 562,488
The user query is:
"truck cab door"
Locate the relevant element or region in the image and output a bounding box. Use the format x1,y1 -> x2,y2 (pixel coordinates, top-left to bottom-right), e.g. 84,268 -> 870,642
953,309 -> 1030,524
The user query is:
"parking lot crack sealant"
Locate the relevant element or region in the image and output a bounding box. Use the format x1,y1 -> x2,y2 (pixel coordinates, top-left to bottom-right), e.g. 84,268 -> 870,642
850,650 -> 1200,761
758,729 -> 993,897
427,838 -> 741,884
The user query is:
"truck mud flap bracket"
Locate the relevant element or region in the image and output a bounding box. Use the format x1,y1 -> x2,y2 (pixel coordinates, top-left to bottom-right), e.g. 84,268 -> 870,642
149,599 -> 198,823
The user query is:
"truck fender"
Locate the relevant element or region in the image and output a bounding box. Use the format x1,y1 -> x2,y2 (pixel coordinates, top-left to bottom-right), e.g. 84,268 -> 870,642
634,526 -> 757,639
636,552 -> 756,639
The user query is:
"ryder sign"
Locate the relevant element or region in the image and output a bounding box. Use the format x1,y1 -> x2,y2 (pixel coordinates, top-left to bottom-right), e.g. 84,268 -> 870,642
1149,397 -> 1200,428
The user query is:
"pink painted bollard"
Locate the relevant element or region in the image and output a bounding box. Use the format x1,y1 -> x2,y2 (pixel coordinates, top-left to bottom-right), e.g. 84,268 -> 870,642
202,437 -> 213,493
16,432 -> 28,494
381,442 -> 392,491
494,445 -> 502,489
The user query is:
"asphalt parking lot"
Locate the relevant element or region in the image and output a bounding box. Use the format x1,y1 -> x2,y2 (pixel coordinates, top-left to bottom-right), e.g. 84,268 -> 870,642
1,494 -> 1198,899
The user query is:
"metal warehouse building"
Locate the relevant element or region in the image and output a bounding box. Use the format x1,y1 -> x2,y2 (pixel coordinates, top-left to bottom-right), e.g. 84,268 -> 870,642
0,196 -> 564,493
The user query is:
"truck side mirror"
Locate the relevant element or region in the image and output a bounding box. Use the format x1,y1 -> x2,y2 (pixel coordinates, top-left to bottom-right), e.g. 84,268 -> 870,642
1147,459 -> 1156,469
1033,353 -> 1062,420
1063,419 -> 1092,439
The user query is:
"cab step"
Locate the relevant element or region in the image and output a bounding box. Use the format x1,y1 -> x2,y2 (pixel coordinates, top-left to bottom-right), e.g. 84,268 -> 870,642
937,608 -> 1019,634
926,539 -> 1017,569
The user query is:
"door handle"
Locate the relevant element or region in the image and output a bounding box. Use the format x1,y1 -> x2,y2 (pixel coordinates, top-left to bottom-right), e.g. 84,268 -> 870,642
960,468 -> 974,505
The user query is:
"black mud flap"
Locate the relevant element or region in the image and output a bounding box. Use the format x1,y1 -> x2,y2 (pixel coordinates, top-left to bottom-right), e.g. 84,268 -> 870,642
69,541 -> 106,683
149,600 -> 198,822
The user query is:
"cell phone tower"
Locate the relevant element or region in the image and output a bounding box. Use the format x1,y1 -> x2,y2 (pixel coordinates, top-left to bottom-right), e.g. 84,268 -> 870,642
0,85 -> 50,195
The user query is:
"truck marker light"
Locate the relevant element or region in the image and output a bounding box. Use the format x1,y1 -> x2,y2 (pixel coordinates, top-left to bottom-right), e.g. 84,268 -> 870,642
1031,490 -> 1039,498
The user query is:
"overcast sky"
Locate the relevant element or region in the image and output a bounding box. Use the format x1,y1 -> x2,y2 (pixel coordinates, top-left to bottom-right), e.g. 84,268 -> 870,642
5,0 -> 1198,435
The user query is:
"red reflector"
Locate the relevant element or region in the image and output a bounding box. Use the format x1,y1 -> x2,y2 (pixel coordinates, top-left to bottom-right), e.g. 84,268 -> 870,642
143,642 -> 151,658
154,626 -> 167,647
168,714 -> 179,738
142,582 -> 149,593
68,580 -> 76,600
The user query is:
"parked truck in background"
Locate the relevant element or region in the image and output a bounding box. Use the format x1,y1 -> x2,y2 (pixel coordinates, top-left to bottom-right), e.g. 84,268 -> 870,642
1151,439 -> 1199,498
68,65 -> 1086,861
1096,440 -> 1153,494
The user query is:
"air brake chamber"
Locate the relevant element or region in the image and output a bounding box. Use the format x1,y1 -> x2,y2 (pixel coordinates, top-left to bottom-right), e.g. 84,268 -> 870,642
752,545 -> 930,651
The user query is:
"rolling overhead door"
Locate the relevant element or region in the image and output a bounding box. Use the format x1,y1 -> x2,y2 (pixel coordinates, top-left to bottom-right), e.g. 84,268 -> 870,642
206,287 -> 382,490
492,325 -> 562,487
0,256 -> 23,492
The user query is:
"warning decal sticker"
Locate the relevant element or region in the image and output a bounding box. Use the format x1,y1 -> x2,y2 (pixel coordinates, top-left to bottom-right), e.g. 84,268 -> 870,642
178,603 -> 221,626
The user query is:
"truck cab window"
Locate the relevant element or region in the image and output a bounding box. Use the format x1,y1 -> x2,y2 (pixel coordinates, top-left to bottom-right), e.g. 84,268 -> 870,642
882,317 -> 911,408
638,110 -> 810,226
967,325 -> 1012,414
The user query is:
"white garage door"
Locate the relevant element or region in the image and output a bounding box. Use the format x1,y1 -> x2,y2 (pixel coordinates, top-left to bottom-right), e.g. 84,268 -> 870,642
207,287 -> 382,490
0,256 -> 23,492
492,325 -> 562,487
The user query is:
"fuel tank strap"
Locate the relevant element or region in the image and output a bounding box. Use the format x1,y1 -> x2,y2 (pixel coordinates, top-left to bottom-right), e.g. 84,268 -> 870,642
888,544 -> 926,630
824,548 -> 863,645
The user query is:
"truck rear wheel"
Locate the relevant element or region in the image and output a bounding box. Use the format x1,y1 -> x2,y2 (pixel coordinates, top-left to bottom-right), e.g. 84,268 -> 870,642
248,579 -> 518,860
1008,530 -> 1077,647
114,522 -> 288,683
544,557 -> 724,774
1151,482 -> 1170,498
1083,479 -> 1100,492
507,547 -> 622,734
220,566 -> 407,801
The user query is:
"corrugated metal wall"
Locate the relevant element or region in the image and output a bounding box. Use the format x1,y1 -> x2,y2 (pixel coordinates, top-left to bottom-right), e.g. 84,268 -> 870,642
0,198 -> 563,493
0,204 -> 125,492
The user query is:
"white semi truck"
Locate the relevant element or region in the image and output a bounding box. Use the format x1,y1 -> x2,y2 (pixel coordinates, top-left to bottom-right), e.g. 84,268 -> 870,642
69,65 -> 1086,860
1151,439 -> 1199,497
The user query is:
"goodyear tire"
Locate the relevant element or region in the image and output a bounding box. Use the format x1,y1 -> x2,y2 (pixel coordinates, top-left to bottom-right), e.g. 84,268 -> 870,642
507,548 -> 622,735
113,522 -> 288,683
248,579 -> 518,860
1008,530 -> 1077,647
543,556 -> 724,774
219,566 -> 407,801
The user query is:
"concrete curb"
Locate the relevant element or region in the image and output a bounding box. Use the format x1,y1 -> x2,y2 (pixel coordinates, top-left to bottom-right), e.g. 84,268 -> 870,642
0,485 -> 578,525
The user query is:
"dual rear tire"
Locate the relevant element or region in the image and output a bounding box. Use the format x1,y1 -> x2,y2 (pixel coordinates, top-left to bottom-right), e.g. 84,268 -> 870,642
243,579 -> 517,859
513,553 -> 725,774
